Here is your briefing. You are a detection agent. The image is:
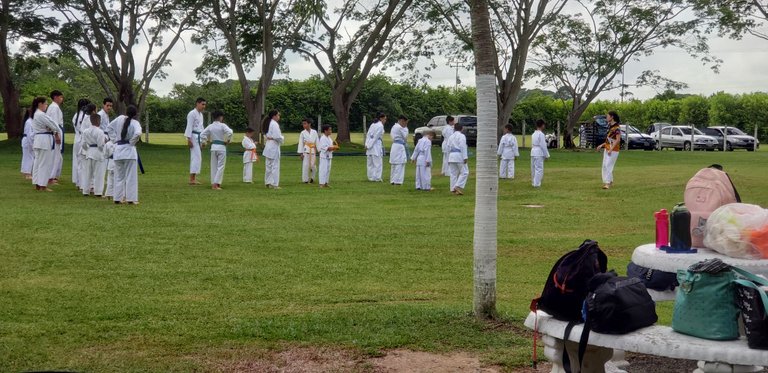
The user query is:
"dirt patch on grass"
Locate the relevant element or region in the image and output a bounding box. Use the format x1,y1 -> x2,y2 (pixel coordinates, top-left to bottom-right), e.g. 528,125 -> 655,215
369,349 -> 502,372
211,346 -> 373,372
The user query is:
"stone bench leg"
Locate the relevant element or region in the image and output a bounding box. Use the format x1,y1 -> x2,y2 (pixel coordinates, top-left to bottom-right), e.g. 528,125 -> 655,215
541,334 -> 614,373
695,362 -> 764,373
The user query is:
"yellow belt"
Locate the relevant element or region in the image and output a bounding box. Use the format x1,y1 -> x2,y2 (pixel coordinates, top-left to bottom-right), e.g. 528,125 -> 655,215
305,143 -> 317,170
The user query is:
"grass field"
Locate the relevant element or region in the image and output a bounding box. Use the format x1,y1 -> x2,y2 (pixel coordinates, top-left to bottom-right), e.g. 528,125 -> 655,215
1,134 -> 767,372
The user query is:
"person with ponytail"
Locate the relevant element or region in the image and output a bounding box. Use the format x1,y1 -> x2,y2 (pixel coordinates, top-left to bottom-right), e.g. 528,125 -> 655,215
71,98 -> 92,190
262,109 -> 285,189
110,105 -> 142,204
596,111 -> 622,189
30,96 -> 61,191
20,108 -> 35,179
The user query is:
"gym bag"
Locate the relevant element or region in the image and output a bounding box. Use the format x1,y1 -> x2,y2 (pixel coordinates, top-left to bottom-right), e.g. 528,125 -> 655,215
584,272 -> 658,334
535,239 -> 607,322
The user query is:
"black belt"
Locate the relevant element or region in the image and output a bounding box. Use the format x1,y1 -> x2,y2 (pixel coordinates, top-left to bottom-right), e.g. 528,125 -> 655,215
116,140 -> 129,145
89,144 -> 98,147
37,131 -> 55,149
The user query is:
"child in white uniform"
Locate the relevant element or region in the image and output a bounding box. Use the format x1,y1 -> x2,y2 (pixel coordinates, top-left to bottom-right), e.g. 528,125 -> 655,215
497,124 -> 519,179
20,110 -> 34,179
447,123 -> 469,195
80,114 -> 106,196
112,106 -> 142,204
441,116 -> 455,176
262,110 -> 285,189
365,113 -> 386,182
411,130 -> 434,191
297,118 -> 318,183
389,115 -> 409,185
530,119 -> 550,188
184,98 -> 206,185
242,128 -> 259,183
200,110 -> 234,190
318,125 -> 339,188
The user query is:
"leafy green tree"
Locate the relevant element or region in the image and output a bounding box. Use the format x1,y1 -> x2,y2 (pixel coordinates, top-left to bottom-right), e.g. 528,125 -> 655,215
678,95 -> 710,125
0,0 -> 58,138
708,91 -> 745,126
52,0 -> 201,114
531,0 -> 711,148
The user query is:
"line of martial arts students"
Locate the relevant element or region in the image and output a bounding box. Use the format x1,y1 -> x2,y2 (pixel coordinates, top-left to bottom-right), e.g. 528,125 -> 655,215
20,92 -> 143,204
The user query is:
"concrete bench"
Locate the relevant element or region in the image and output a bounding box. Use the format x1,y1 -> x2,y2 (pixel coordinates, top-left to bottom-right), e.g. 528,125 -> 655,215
525,311 -> 768,373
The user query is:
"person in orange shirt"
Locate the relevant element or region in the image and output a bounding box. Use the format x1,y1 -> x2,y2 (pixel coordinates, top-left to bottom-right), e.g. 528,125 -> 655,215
597,111 -> 621,189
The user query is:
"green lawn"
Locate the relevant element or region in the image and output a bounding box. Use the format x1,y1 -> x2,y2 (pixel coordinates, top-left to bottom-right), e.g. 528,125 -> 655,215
1,135 -> 767,372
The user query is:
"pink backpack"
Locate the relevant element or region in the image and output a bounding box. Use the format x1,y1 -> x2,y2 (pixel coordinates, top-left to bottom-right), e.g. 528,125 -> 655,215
684,166 -> 741,248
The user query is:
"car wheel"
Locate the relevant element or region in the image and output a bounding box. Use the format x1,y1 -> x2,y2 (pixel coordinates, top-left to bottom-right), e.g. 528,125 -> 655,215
726,142 -> 734,151
683,142 -> 691,151
747,147 -> 755,152
706,148 -> 714,152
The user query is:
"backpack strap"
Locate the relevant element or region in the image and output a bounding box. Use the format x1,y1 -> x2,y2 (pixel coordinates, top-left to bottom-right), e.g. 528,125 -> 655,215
577,318 -> 591,372
562,320 -> 591,373
725,173 -> 741,202
734,279 -> 768,315
562,322 -> 577,373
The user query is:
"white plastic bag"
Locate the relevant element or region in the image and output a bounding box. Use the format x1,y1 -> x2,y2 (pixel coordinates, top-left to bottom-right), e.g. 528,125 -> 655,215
704,203 -> 768,259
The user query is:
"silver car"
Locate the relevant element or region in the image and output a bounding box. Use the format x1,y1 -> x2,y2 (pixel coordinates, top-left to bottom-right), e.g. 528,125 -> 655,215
701,127 -> 759,151
650,126 -> 718,151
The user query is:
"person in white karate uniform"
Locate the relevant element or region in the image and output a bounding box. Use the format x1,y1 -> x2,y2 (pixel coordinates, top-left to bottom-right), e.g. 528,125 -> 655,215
262,110 -> 284,189
241,127 -> 259,183
297,118 -> 319,183
71,98 -> 91,189
20,109 -> 35,179
200,111 -> 234,190
184,97 -> 206,185
103,140 -> 116,199
497,124 -> 520,180
530,119 -> 550,188
411,129 -> 434,191
447,123 -> 469,195
365,113 -> 386,182
389,115 -> 409,185
112,106 -> 142,204
596,111 -> 621,190
96,98 -> 113,197
30,97 -> 61,191
441,116 -> 455,176
80,114 -> 106,196
46,90 -> 65,184
317,125 -> 339,188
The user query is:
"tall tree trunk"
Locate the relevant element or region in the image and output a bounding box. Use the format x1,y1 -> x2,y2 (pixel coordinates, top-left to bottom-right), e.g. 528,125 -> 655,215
0,82 -> 22,139
470,0 -> 498,320
331,89 -> 352,143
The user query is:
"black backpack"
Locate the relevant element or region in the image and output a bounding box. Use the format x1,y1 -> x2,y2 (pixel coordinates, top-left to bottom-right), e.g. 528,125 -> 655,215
585,272 -> 658,334
626,261 -> 679,291
536,239 -> 607,322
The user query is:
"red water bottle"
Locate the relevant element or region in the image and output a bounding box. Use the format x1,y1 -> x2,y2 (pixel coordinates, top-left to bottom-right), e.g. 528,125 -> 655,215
655,209 -> 669,249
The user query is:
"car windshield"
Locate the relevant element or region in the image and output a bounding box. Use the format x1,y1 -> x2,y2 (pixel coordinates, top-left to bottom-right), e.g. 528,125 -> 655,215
621,125 -> 641,133
679,127 -> 704,135
459,117 -> 477,126
726,128 -> 746,135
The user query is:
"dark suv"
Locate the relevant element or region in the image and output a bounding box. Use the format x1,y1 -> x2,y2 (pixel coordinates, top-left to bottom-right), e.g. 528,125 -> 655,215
413,115 -> 478,147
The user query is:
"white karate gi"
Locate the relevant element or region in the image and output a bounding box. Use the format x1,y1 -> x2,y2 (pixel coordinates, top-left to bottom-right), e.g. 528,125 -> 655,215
104,141 -> 116,197
242,136 -> 258,183
184,109 -> 204,175
200,121 -> 234,185
441,124 -> 454,176
318,134 -> 334,185
365,120 -> 384,181
112,116 -> 142,203
31,110 -> 60,187
497,133 -> 520,179
447,131 -> 469,191
46,101 -> 64,180
263,119 -> 284,187
531,129 -> 550,187
411,136 -> 433,190
80,125 -> 106,195
297,129 -> 319,182
95,109 -> 111,194
389,124 -> 409,185
20,118 -> 34,174
72,111 -> 90,189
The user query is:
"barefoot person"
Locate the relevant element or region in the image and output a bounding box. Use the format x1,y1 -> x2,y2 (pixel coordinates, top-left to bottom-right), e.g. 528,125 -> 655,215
441,116 -> 455,176
497,124 -> 519,180
531,119 -> 550,188
20,109 -> 35,179
200,110 -> 233,190
262,110 -> 284,189
112,106 -> 142,204
597,111 -> 621,189
30,97 -> 61,191
389,115 -> 409,185
297,118 -> 318,183
447,123 -> 469,195
184,97 -> 206,185
317,125 -> 339,188
365,113 -> 386,182
411,129 -> 434,191
46,90 -> 65,184
242,128 -> 259,183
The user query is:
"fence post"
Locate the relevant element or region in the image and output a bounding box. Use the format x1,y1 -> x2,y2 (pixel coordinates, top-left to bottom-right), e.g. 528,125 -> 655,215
557,121 -> 561,149
363,115 -> 367,136
522,120 -> 527,148
145,111 -> 149,143
755,125 -> 759,152
724,125 -> 728,152
690,126 -> 695,151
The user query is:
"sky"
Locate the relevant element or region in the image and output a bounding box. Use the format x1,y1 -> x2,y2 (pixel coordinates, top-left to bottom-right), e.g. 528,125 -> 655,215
151,31 -> 768,101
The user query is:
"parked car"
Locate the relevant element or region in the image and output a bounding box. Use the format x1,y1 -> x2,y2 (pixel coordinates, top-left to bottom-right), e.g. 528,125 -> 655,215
578,115 -> 609,148
700,126 -> 759,151
620,124 -> 655,150
545,133 -> 558,148
650,125 -> 718,151
646,122 -> 671,136
413,115 -> 478,147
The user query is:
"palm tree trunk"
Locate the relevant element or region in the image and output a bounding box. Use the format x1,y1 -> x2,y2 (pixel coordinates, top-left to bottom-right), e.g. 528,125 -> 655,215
470,0 -> 498,320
